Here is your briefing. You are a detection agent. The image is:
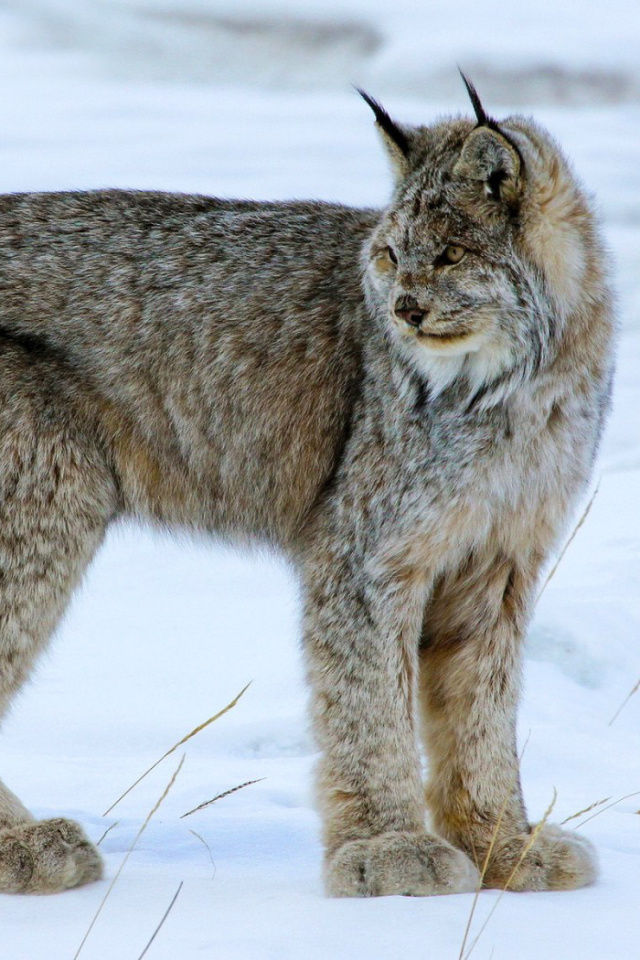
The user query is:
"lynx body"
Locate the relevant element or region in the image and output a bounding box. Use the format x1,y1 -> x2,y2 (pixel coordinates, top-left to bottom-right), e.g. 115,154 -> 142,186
0,90 -> 614,896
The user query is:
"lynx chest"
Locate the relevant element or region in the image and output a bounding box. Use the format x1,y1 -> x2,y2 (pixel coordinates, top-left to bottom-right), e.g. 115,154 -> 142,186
384,384 -> 596,575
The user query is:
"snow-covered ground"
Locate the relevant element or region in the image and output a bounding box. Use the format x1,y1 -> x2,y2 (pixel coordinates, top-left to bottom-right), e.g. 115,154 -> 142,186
0,2 -> 638,958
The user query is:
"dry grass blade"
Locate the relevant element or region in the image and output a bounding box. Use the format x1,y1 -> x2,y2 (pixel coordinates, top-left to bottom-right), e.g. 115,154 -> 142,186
137,881 -> 184,960
457,734 -> 531,960
561,797 -> 610,825
74,754 -> 185,960
461,788 -> 557,960
456,792 -> 510,960
96,820 -> 120,847
575,789 -> 640,829
181,777 -> 265,819
103,682 -> 251,816
608,676 -> 640,726
537,482 -> 599,600
188,829 -> 217,879
503,788 -> 558,890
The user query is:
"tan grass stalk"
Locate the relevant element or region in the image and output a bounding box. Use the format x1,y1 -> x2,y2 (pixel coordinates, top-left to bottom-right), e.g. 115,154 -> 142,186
456,792 -> 511,960
537,482 -> 599,600
502,788 -> 558,890
181,778 -> 265,819
137,881 -> 184,960
560,797 -> 610,825
103,683 -> 251,816
188,829 -> 217,879
461,788 -> 558,960
608,677 -> 640,726
96,820 -> 120,847
457,734 -> 531,960
575,789 -> 640,829
74,754 -> 185,960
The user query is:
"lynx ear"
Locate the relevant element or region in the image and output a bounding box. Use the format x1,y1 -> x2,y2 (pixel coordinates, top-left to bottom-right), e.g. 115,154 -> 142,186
453,127 -> 522,202
453,73 -> 523,204
357,88 -> 411,180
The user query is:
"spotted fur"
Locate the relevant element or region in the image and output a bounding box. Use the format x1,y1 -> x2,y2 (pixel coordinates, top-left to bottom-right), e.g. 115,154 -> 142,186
0,92 -> 614,895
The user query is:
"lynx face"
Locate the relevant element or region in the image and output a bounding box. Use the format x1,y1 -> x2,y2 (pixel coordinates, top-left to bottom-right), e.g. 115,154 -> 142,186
365,176 -> 536,394
361,91 -> 594,399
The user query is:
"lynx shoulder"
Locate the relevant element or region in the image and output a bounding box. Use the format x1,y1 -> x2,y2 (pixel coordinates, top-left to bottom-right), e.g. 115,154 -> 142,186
0,80 -> 615,896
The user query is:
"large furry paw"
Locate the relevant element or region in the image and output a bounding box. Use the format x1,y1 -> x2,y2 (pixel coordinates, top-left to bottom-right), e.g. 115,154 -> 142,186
325,831 -> 480,897
0,818 -> 103,894
482,824 -> 597,892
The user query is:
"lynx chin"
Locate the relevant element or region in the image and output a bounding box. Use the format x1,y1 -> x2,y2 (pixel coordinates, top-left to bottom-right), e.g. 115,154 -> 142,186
0,77 -> 615,897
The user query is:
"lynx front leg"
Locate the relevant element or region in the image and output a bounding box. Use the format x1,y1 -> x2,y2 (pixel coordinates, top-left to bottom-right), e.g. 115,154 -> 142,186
419,553 -> 596,891
301,546 -> 479,898
0,389 -> 118,893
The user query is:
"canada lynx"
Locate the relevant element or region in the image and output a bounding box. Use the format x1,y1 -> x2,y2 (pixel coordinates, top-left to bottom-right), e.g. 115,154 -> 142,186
0,78 -> 614,896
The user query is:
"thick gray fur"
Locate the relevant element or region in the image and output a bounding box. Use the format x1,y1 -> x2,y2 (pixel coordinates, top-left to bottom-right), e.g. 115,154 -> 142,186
0,99 -> 614,895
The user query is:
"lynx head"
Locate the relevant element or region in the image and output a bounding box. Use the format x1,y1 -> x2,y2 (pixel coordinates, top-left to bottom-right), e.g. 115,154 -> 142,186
360,77 -> 602,401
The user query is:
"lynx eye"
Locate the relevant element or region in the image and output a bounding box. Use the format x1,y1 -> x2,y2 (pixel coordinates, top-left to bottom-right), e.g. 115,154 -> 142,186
386,245 -> 398,265
443,244 -> 465,264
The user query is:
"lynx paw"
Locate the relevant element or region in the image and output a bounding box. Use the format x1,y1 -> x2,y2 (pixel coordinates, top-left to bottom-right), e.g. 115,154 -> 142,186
325,831 -> 480,897
483,824 -> 597,892
0,818 -> 103,894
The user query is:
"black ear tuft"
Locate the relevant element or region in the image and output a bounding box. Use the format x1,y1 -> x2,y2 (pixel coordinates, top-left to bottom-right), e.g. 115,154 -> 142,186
356,87 -> 410,157
458,69 -> 493,128
458,69 -> 525,173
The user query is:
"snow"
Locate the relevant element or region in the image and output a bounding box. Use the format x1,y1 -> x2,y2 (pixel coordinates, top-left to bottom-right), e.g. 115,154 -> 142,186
0,2 -> 638,958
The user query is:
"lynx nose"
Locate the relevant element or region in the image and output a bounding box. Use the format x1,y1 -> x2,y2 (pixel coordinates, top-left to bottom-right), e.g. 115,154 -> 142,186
394,295 -> 426,329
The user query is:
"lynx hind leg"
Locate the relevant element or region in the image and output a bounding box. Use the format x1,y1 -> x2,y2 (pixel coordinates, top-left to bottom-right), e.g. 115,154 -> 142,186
418,554 -> 597,892
0,353 -> 118,892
